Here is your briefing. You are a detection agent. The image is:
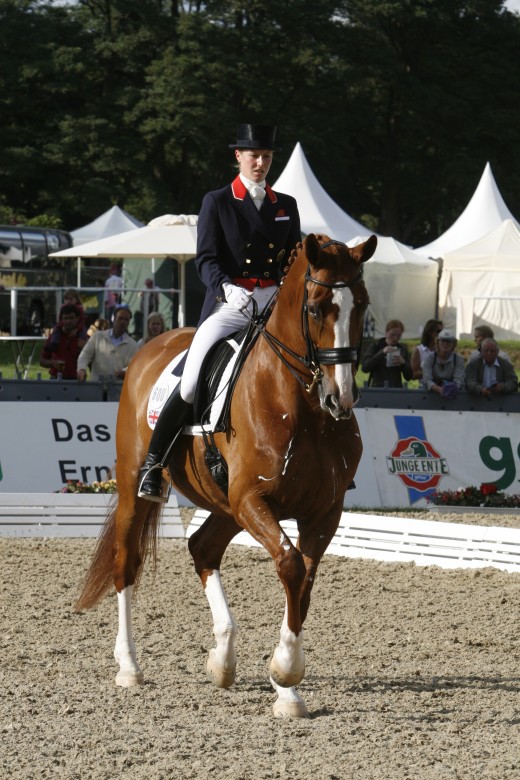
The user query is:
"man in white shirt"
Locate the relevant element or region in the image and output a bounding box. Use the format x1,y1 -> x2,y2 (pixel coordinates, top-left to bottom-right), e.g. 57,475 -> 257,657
77,304 -> 138,382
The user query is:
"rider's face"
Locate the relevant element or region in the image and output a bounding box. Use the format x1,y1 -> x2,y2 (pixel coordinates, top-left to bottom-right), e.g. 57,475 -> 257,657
235,148 -> 273,182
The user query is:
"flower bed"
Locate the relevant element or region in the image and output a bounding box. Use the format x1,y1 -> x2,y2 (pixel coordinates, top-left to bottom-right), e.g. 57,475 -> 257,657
56,479 -> 117,494
427,483 -> 520,508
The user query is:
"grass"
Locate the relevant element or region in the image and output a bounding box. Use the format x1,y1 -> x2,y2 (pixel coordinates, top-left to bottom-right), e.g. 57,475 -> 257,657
1,338 -> 520,383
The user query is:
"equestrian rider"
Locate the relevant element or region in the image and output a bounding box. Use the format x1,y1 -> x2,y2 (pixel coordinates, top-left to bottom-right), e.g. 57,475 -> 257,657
138,123 -> 302,501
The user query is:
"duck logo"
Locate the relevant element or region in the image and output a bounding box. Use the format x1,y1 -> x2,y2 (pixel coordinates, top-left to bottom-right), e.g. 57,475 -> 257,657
386,416 -> 449,504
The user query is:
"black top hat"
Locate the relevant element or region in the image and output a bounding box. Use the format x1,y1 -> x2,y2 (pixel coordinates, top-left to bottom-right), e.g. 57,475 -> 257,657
229,123 -> 279,150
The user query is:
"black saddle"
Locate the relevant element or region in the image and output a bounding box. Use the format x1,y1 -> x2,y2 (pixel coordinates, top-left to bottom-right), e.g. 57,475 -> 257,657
192,319 -> 259,432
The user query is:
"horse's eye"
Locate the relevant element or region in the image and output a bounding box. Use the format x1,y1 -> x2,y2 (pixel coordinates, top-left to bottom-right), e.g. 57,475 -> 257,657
307,304 -> 320,320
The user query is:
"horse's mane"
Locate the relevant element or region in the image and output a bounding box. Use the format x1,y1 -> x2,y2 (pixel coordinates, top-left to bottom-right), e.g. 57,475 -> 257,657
280,233 -> 332,285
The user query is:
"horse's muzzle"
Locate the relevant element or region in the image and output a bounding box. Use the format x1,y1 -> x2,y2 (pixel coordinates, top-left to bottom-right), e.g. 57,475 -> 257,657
322,382 -> 359,420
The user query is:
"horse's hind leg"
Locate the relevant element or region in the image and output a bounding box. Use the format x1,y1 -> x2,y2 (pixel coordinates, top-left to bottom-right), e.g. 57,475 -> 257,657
113,495 -> 160,687
188,513 -> 241,689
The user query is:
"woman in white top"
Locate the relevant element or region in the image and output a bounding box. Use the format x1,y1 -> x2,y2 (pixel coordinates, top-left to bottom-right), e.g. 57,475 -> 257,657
411,319 -> 443,380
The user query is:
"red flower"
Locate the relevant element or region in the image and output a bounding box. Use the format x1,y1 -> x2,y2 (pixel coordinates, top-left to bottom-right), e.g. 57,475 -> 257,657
480,483 -> 497,496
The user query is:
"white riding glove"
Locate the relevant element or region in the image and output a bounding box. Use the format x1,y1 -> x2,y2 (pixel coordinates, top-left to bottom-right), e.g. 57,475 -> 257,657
222,282 -> 253,311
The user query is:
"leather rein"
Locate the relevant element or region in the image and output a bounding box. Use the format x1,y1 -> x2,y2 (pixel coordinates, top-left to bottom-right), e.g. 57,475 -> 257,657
245,239 -> 365,393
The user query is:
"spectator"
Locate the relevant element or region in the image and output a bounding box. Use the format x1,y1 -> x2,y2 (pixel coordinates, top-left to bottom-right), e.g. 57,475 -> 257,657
410,319 -> 443,380
62,289 -> 87,330
137,312 -> 166,347
470,324 -> 510,362
104,263 -> 123,322
86,317 -> 110,338
40,304 -> 88,379
361,319 -> 413,388
421,329 -> 465,397
135,278 -> 160,337
77,303 -> 138,382
465,338 -> 518,397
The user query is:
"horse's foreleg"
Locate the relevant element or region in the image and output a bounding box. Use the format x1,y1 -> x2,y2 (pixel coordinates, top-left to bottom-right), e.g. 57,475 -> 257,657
270,677 -> 309,719
188,513 -> 241,688
234,497 -> 307,689
269,599 -> 306,689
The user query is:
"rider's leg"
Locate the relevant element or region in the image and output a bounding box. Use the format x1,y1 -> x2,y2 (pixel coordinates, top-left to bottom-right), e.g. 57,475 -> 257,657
138,303 -> 245,502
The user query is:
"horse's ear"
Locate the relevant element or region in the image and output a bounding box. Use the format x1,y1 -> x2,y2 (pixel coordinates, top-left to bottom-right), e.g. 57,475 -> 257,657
303,234 -> 321,266
350,235 -> 377,264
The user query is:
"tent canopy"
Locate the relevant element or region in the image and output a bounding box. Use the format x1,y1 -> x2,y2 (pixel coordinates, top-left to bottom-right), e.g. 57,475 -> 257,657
416,162 -> 520,257
439,219 -> 520,339
273,142 -> 372,241
349,235 -> 439,338
71,205 -> 143,246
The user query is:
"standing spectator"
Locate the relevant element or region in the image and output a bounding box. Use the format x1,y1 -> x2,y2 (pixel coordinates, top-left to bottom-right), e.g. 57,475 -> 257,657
470,324 -> 510,362
137,312 -> 166,347
361,319 -> 413,388
410,319 -> 443,380
77,303 -> 138,382
40,304 -> 88,379
465,338 -> 518,397
135,277 -> 160,337
62,289 -> 87,330
421,329 -> 465,397
104,263 -> 123,322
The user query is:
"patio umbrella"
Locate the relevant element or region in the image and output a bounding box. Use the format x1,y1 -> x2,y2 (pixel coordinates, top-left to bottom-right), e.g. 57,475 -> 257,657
50,215 -> 198,326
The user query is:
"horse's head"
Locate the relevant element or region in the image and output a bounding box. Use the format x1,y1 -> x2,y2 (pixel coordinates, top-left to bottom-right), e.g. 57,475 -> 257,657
301,233 -> 376,419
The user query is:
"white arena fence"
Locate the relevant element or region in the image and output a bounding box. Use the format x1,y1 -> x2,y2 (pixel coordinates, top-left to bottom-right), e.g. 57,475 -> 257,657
1,493 -> 519,574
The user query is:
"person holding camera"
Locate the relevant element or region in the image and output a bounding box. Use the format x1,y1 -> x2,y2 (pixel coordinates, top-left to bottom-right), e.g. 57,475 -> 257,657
361,318 -> 413,388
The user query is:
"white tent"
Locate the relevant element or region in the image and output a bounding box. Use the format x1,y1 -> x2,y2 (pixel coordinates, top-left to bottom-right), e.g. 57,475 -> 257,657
71,205 -> 143,246
349,236 -> 439,338
51,215 -> 198,327
416,162 -> 520,257
273,142 -> 372,241
438,219 -> 520,339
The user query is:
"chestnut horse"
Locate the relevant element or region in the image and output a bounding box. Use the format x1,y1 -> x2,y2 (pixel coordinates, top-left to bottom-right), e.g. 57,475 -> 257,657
76,233 -> 377,718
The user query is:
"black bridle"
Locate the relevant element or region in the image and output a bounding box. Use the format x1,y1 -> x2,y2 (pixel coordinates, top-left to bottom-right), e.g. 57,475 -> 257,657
246,239 -> 366,393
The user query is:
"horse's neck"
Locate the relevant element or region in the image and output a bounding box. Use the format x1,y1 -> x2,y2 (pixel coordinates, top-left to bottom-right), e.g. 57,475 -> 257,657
267,256 -> 305,346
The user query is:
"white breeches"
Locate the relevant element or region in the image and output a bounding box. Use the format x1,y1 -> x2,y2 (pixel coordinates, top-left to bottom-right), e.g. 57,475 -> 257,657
180,285 -> 276,404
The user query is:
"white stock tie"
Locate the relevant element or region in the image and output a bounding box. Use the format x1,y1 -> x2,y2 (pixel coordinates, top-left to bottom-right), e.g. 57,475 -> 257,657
249,185 -> 266,210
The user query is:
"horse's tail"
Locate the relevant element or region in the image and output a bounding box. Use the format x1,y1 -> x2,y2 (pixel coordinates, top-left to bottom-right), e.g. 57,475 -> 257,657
75,495 -> 162,611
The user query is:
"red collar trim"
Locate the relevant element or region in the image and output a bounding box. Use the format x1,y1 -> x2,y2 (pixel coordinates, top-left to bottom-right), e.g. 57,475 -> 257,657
231,176 -> 277,203
231,176 -> 247,200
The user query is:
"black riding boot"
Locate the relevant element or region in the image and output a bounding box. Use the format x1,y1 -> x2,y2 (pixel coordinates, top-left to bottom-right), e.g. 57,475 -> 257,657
138,386 -> 191,503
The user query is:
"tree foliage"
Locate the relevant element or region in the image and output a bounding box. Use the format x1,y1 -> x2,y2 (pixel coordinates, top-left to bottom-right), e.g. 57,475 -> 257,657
1,0 -> 519,244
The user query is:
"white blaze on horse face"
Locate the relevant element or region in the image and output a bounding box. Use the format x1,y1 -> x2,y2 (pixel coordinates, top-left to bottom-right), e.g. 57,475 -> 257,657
332,287 -> 356,407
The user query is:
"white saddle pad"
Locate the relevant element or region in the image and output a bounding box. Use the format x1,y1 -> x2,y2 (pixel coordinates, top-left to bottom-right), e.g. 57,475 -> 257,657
146,338 -> 244,434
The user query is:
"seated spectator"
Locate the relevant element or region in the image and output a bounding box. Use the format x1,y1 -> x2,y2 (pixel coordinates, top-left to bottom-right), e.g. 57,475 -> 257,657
40,304 -> 88,379
361,319 -> 413,388
465,338 -> 518,397
411,319 -> 443,380
137,312 -> 166,347
470,324 -> 510,362
87,317 -> 110,338
421,329 -> 465,397
77,303 -> 138,382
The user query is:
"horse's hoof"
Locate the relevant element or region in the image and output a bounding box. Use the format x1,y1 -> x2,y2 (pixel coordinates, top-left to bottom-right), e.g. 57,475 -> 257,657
269,656 -> 305,688
207,649 -> 236,689
115,670 -> 144,687
273,700 -> 310,719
